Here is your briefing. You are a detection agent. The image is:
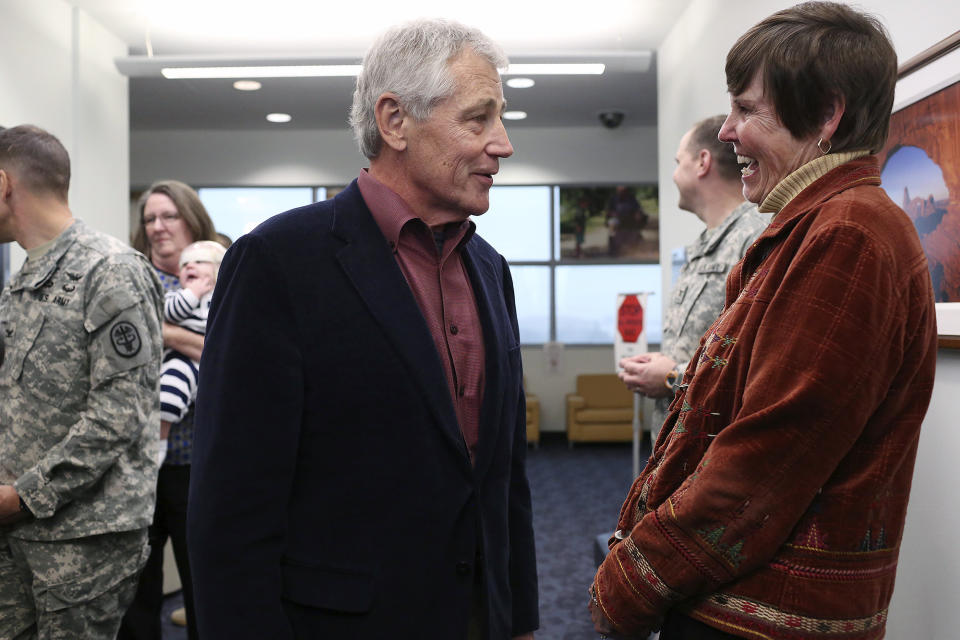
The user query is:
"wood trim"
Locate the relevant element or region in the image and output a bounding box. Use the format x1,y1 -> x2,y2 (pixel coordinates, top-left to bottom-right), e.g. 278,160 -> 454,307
938,335 -> 960,350
898,30 -> 960,79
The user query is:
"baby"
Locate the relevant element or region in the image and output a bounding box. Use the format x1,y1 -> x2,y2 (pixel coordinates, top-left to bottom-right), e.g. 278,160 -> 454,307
159,240 -> 226,453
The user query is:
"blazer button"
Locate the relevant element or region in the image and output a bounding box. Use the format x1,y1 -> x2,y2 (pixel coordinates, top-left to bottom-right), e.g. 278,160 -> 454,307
456,561 -> 471,576
449,324 -> 459,335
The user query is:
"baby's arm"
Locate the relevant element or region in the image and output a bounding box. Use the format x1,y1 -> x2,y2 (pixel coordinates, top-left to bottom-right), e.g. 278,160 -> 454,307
164,288 -> 202,324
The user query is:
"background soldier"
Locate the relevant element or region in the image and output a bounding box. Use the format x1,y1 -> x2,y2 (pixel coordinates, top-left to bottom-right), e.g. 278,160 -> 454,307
0,125 -> 163,639
619,115 -> 768,441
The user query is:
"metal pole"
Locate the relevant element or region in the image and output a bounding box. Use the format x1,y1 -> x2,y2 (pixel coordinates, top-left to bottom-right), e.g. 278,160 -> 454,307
632,391 -> 642,478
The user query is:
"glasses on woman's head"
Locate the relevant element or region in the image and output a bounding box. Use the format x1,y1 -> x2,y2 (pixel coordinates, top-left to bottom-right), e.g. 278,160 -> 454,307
143,211 -> 181,227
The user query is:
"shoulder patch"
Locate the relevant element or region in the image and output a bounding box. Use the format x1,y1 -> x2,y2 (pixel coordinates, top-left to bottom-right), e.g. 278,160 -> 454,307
110,321 -> 142,358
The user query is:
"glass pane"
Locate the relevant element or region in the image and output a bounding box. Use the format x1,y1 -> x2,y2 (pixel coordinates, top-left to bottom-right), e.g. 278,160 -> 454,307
198,187 -> 314,242
472,186 -> 551,262
556,185 -> 659,262
556,265 -> 662,344
508,266 -> 551,345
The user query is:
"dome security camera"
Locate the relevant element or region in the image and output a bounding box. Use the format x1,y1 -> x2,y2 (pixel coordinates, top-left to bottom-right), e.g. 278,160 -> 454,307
598,111 -> 625,129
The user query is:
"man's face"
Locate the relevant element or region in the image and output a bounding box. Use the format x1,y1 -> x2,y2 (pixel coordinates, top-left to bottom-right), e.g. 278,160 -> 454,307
672,129 -> 698,214
400,49 -> 513,227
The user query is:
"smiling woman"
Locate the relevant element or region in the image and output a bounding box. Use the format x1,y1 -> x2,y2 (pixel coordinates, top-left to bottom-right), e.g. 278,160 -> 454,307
591,3 -> 939,639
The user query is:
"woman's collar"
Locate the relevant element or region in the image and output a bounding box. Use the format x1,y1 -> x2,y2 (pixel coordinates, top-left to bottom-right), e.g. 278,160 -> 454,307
759,150 -> 870,214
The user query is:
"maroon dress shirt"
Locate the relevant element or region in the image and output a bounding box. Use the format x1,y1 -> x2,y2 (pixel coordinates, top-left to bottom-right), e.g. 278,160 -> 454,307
358,169 -> 485,463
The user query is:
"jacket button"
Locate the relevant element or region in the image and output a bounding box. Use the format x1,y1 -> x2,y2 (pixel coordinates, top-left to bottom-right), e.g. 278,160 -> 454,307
456,561 -> 471,576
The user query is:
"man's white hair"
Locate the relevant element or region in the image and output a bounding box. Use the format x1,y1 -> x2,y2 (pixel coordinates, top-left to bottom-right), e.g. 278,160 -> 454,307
349,18 -> 508,159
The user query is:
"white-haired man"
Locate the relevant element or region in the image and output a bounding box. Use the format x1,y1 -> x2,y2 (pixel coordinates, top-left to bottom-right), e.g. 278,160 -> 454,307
188,19 -> 538,640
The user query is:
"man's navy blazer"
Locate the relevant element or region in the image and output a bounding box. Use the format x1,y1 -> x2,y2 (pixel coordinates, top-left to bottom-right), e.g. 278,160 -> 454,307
187,181 -> 539,639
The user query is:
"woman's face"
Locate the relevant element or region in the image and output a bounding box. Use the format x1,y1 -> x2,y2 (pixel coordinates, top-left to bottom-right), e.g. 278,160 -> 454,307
719,74 -> 821,204
143,192 -> 194,267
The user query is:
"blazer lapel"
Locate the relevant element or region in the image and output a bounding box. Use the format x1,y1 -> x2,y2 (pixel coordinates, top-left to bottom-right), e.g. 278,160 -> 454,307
331,184 -> 469,464
462,242 -> 509,481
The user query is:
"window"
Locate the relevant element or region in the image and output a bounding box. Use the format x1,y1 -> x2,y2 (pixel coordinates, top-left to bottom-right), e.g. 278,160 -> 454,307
473,186 -> 551,262
555,265 -> 661,344
509,266 -> 551,344
198,187 -> 316,242
195,183 -> 661,345
480,185 -> 661,345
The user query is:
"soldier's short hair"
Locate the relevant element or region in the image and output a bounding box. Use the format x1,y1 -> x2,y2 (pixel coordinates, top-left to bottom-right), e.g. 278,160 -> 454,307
0,125 -> 71,201
687,115 -> 741,183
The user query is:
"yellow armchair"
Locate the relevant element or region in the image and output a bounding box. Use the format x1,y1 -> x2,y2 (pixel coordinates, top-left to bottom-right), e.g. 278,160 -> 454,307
566,373 -> 636,445
524,380 -> 540,446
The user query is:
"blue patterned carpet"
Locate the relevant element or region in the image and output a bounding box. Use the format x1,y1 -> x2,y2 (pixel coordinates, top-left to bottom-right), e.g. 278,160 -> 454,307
526,437 -> 641,639
161,436 -> 643,640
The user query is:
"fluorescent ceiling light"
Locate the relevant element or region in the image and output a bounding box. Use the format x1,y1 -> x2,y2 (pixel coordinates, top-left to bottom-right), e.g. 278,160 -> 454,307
506,78 -> 535,89
161,65 -> 362,79
503,111 -> 527,120
116,51 -> 649,79
266,113 -> 292,123
161,63 -> 601,79
503,63 -> 604,75
233,80 -> 262,91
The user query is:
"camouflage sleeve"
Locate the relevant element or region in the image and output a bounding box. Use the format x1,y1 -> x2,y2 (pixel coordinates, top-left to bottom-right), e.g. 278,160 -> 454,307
14,259 -> 163,519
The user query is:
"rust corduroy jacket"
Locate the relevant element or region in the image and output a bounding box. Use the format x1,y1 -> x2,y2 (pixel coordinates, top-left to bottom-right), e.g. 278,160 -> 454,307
594,157 -> 937,639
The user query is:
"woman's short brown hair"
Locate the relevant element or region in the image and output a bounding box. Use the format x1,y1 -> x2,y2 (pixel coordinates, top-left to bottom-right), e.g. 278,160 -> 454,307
725,1 -> 897,153
132,180 -> 217,259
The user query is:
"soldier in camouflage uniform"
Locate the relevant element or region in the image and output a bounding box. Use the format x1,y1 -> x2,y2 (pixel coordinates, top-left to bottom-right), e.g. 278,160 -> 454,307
0,125 -> 163,639
619,115 -> 769,442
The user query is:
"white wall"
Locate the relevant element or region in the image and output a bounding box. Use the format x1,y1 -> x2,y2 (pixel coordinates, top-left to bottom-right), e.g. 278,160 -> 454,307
0,0 -> 129,271
130,125 -> 658,188
658,2 -> 960,637
888,349 -> 960,640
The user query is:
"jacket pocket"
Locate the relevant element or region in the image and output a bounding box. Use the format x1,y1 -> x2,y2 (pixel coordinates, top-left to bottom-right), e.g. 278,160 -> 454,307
280,557 -> 375,613
21,313 -> 86,409
39,533 -> 149,612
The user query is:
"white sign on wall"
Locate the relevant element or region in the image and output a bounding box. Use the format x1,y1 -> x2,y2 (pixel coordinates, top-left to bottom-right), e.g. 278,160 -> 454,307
614,292 -> 648,370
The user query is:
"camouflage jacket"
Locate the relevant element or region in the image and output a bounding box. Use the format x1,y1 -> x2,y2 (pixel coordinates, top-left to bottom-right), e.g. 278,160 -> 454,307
654,202 -> 768,430
0,220 -> 163,540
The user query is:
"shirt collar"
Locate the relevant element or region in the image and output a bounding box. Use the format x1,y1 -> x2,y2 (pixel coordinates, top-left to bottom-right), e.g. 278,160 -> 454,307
357,169 -> 474,253
11,220 -> 82,291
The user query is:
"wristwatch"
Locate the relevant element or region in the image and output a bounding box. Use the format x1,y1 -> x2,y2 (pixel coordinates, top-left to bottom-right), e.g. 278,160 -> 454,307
664,368 -> 680,391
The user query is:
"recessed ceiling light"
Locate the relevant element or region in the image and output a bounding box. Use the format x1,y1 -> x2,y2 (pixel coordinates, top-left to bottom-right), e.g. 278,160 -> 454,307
233,80 -> 262,91
503,111 -> 527,121
266,113 -> 292,123
506,78 -> 535,89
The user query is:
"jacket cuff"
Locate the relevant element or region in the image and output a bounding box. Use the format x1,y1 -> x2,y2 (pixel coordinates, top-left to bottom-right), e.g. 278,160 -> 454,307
594,541 -> 665,636
14,469 -> 57,519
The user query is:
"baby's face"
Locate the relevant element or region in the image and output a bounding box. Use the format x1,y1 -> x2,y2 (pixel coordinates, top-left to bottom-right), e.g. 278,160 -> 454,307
180,260 -> 216,285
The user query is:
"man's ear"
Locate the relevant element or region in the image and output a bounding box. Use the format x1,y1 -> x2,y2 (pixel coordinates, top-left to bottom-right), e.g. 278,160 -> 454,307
696,149 -> 712,178
374,93 -> 408,152
0,170 -> 11,202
